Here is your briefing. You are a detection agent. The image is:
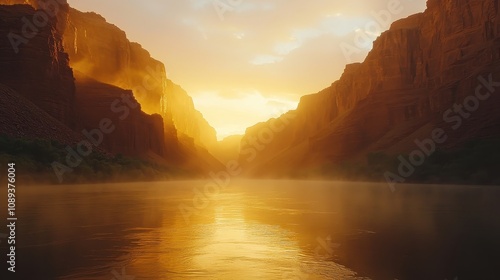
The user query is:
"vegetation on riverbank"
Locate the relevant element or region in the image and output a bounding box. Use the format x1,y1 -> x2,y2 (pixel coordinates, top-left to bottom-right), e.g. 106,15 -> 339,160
310,139 -> 500,186
0,134 -> 192,184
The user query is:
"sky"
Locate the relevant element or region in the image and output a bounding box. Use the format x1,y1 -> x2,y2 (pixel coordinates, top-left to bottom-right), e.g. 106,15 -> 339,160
67,0 -> 427,140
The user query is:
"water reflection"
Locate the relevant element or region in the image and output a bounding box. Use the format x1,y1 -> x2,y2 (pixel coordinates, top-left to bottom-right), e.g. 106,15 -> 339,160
112,191 -> 365,280
5,180 -> 500,279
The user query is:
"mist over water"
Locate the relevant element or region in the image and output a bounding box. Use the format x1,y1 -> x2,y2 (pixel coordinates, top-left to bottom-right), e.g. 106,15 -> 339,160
7,180 -> 500,279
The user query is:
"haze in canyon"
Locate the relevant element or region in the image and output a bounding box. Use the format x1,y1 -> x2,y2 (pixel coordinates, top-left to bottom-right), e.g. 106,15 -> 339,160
1,0 -> 500,279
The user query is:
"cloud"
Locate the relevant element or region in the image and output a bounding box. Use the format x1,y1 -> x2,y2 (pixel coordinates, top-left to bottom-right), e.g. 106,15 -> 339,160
250,54 -> 284,65
233,1 -> 276,13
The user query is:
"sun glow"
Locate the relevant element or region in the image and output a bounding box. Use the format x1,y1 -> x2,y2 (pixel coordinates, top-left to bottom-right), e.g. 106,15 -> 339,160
192,90 -> 298,140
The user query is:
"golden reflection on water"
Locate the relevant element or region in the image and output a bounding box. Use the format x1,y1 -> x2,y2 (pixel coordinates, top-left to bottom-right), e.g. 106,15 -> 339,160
13,181 -> 500,279
121,190 -> 365,280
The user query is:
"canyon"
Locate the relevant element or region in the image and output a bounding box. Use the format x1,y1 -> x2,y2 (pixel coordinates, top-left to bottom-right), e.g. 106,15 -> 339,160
0,1 -> 222,179
1,0 -> 500,183
239,0 -> 500,178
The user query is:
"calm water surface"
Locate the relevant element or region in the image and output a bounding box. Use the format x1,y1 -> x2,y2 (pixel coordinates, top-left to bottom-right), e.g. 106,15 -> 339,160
6,180 -> 500,279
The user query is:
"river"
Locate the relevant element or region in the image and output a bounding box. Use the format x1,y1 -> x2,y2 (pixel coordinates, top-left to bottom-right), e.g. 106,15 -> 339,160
5,180 -> 500,279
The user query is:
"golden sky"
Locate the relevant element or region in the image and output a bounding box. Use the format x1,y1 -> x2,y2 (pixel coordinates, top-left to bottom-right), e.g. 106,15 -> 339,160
68,0 -> 426,140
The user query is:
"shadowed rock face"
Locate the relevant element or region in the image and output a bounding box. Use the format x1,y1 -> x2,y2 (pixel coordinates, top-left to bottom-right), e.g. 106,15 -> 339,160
0,4 -> 75,128
240,0 -> 500,176
0,83 -> 81,145
0,0 -> 70,33
74,73 -> 166,158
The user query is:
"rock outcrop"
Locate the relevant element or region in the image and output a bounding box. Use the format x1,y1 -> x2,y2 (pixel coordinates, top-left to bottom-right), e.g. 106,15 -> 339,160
0,1 -> 222,173
0,0 -> 70,35
240,0 -> 500,176
165,80 -> 218,149
74,72 -> 167,159
61,7 -> 217,150
0,3 -> 176,165
0,4 -> 74,127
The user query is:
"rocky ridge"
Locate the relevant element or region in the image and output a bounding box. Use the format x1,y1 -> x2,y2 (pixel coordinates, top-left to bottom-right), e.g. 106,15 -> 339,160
240,0 -> 500,176
61,7 -> 217,150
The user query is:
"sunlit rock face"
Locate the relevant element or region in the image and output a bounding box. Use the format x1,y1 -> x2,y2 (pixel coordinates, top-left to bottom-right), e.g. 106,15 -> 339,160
240,0 -> 500,176
60,8 -> 217,150
61,8 -> 168,116
61,11 -> 184,156
164,80 -> 218,149
0,4 -> 75,128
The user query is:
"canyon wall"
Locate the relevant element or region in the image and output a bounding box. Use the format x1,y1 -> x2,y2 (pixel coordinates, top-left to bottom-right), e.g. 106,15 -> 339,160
0,3 -> 173,163
74,73 -> 166,158
0,4 -> 74,127
1,0 -> 70,32
0,1 -> 222,174
165,80 -> 218,149
240,0 -> 500,176
61,7 -> 217,150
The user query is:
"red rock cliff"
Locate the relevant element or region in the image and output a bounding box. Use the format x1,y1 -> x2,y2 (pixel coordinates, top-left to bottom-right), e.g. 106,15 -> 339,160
240,0 -> 500,176
0,3 -> 174,163
74,73 -> 166,158
0,4 -> 74,127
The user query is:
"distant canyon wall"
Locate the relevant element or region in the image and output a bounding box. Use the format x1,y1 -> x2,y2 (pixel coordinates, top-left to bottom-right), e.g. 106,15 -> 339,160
165,80 -> 218,149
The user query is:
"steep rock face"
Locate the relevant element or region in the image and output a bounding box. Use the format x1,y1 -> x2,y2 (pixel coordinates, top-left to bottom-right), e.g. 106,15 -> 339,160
0,0 -> 70,33
0,4 -> 74,127
74,73 -> 166,159
61,8 -> 217,149
165,80 -> 218,149
240,0 -> 500,176
0,3 -> 172,164
62,8 -> 164,115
